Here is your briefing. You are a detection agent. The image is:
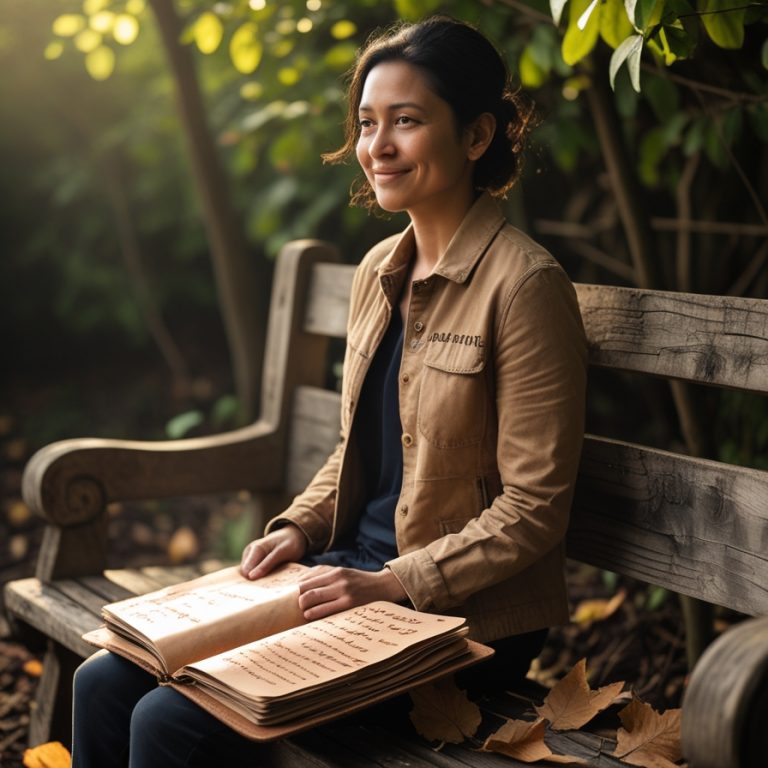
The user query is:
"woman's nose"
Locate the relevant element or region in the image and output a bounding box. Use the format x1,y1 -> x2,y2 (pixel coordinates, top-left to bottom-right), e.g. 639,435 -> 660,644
369,126 -> 395,157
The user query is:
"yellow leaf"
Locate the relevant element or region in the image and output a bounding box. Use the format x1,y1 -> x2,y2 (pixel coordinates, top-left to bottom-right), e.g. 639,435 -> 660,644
331,20 -> 357,40
126,0 -> 146,14
168,526 -> 199,564
483,717 -> 587,764
113,15 -> 139,45
278,67 -> 300,86
44,42 -> 64,60
535,658 -> 625,731
599,0 -> 634,49
613,697 -> 683,768
7,499 -> 31,526
83,0 -> 109,14
230,23 -> 262,74
52,14 -> 86,37
85,45 -> 114,79
23,741 -> 71,768
23,659 -> 44,677
194,12 -> 223,54
519,45 -> 547,88
408,676 -> 481,744
74,28 -> 101,53
571,588 -> 626,625
89,11 -> 114,33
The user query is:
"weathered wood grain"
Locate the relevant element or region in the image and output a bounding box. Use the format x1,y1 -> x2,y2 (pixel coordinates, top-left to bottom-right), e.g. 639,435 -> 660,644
4,579 -> 101,658
569,435 -> 768,616
286,387 -> 342,495
576,284 -> 768,392
682,615 -> 768,768
304,263 -> 355,339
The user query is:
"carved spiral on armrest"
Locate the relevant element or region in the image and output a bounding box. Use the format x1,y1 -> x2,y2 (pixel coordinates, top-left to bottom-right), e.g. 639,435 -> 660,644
682,615 -> 768,768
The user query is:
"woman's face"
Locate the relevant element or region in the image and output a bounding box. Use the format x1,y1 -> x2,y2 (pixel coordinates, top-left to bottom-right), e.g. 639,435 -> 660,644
355,61 -> 475,220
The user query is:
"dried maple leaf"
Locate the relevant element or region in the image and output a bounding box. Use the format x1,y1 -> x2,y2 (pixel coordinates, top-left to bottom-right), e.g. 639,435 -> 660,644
612,696 -> 683,768
23,741 -> 71,768
482,717 -> 587,764
571,588 -> 627,625
535,658 -> 625,731
408,676 -> 481,744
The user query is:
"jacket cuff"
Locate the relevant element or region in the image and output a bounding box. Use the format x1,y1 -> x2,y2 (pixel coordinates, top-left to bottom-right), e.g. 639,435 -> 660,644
385,549 -> 452,611
264,507 -> 331,552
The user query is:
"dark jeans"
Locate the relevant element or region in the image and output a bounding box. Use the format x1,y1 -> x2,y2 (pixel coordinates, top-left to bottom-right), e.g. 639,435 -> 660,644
71,630 -> 547,767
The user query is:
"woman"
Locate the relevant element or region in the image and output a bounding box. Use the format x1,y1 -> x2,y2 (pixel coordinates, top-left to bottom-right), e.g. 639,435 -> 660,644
72,16 -> 586,767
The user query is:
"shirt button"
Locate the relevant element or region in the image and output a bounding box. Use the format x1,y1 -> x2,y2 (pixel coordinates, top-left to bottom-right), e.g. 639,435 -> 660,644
414,321 -> 424,333
401,373 -> 410,383
399,504 -> 408,516
401,433 -> 413,447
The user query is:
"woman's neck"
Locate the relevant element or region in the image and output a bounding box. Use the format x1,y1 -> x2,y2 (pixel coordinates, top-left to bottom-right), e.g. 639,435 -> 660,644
408,188 -> 475,276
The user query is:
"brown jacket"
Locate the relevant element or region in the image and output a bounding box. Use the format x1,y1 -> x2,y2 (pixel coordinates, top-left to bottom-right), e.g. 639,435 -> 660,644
267,193 -> 587,642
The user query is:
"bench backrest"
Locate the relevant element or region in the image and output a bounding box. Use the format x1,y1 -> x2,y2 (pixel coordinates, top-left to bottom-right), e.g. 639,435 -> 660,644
263,240 -> 768,618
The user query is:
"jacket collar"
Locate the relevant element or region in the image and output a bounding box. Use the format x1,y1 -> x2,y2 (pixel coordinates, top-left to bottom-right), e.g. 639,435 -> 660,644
376,192 -> 506,288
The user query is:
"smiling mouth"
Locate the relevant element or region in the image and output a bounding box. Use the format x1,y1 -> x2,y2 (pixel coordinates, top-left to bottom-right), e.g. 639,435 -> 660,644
373,169 -> 410,183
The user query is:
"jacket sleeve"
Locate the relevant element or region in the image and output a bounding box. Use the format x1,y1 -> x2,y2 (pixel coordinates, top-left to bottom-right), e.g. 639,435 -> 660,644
386,264 -> 587,610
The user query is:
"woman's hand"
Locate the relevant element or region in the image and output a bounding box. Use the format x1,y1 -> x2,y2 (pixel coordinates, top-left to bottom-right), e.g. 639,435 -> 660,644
240,525 -> 308,580
297,566 -> 408,621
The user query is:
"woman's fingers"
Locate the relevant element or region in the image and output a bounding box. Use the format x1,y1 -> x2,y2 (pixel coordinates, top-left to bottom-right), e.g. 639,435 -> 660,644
297,567 -> 407,620
240,526 -> 308,580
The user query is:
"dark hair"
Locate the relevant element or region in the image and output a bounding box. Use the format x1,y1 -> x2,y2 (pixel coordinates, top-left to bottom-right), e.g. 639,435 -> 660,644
323,16 -> 537,210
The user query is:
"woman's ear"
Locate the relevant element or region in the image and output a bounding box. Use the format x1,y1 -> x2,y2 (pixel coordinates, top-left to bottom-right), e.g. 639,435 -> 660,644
466,113 -> 496,161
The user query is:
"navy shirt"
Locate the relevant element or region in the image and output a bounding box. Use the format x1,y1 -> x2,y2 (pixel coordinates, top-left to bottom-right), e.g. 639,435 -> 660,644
307,310 -> 404,571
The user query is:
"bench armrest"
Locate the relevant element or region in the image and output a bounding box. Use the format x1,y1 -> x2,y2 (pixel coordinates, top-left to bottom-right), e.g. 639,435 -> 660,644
22,421 -> 284,580
23,420 -> 283,527
682,615 -> 768,768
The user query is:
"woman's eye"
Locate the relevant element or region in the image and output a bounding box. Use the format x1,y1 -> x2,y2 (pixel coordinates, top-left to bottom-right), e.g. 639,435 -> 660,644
395,115 -> 415,126
358,118 -> 373,130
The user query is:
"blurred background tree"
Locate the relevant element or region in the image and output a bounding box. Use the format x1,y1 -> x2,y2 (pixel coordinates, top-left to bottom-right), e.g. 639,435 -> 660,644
1,0 -> 766,619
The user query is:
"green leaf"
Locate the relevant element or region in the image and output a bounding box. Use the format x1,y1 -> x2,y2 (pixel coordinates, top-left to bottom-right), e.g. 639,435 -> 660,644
601,0 -> 635,48
700,0 -> 745,49
634,0 -> 663,30
646,585 -> 669,611
762,38 -> 768,70
529,24 -> 558,70
638,126 -> 666,185
562,0 -> 601,65
682,116 -> 706,156
520,45 -> 547,87
643,73 -> 679,121
609,33 -> 643,91
211,394 -> 242,429
748,103 -> 768,142
166,410 -> 204,439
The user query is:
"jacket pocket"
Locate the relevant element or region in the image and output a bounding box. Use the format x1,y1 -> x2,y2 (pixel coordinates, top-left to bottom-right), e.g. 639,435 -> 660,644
418,346 -> 486,448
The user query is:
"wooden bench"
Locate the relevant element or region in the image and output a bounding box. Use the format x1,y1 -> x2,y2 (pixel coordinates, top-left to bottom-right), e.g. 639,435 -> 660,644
5,239 -> 768,767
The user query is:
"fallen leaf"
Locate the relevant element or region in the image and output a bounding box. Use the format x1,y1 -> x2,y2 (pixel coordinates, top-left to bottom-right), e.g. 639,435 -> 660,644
613,696 -> 683,768
408,676 -> 481,743
23,741 -> 71,768
571,588 -> 626,625
482,717 -> 587,764
535,658 -> 625,730
22,660 -> 43,678
167,526 -> 199,564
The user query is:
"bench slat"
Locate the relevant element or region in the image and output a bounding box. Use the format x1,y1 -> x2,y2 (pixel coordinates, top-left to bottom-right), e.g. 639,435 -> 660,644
304,263 -> 355,339
303,264 -> 768,392
570,435 -> 768,615
287,386 -> 342,495
576,284 -> 768,393
5,579 -> 102,657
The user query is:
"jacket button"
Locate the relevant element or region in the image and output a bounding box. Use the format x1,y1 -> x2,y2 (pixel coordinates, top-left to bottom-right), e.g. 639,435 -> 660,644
401,373 -> 410,383
414,321 -> 424,332
401,433 -> 413,447
399,504 -> 408,516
